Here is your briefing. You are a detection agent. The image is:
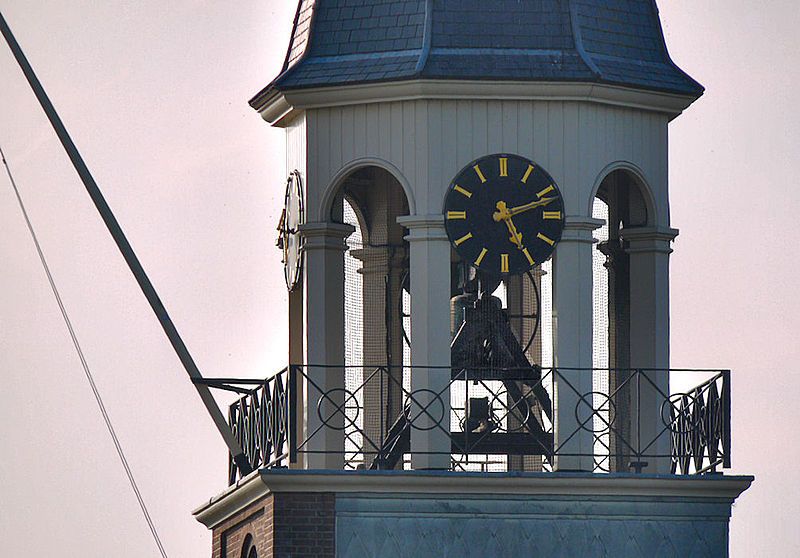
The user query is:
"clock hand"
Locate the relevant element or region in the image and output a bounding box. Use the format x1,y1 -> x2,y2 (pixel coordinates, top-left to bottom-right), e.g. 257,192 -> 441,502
507,196 -> 557,217
493,201 -> 525,250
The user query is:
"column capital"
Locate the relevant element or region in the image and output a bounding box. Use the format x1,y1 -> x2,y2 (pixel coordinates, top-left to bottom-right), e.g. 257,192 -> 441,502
299,221 -> 355,251
621,226 -> 679,254
397,214 -> 448,242
560,216 -> 605,243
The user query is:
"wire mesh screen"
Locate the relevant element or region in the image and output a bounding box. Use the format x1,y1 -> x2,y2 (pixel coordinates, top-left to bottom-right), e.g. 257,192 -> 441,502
592,198 -> 611,471
343,192 -> 409,469
343,200 -> 365,467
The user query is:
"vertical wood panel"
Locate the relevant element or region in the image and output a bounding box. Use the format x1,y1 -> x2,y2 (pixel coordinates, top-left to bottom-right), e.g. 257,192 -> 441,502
440,101 -> 459,204
340,105 -> 355,175
487,100 -> 503,152
501,101 -> 519,154
330,107 -> 342,174
390,102 -> 404,171
518,101 -> 533,159
353,104 -> 367,157
532,101 -> 548,167
378,103 -> 391,161
427,100 -> 444,205
455,101 -> 471,167
414,101 -> 429,213
403,101 -> 416,186
366,104 -> 380,161
472,101 -> 488,160
563,103 -> 580,208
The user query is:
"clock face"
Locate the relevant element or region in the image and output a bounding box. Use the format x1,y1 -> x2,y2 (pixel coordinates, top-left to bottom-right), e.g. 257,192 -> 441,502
443,154 -> 565,276
278,170 -> 304,291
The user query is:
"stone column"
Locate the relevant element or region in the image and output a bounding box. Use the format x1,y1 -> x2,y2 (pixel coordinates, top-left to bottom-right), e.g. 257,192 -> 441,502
300,221 -> 355,469
621,226 -> 678,474
397,215 -> 452,470
552,216 -> 604,471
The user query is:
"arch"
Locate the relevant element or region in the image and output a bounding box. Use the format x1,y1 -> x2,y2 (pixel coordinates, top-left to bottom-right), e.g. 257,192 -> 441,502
319,157 -> 416,222
241,534 -> 257,558
588,161 -> 658,227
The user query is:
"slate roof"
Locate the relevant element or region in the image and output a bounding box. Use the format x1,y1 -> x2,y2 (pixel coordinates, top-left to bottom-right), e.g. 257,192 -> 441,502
259,0 -> 702,99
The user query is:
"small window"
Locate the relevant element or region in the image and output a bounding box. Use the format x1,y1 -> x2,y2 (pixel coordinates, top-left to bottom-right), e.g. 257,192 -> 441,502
241,534 -> 257,558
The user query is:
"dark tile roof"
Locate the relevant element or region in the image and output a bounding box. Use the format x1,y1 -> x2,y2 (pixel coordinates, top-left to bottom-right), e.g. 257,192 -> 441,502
260,0 -> 702,98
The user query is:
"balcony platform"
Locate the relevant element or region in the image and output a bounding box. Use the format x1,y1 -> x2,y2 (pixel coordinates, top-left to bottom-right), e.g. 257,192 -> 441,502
194,469 -> 753,557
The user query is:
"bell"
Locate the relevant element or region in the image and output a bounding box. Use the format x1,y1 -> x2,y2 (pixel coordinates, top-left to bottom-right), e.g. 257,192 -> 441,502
466,397 -> 497,433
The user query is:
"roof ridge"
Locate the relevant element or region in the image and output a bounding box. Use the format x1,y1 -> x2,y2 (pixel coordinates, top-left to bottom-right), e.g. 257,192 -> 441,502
567,0 -> 602,78
280,0 -> 306,73
414,0 -> 433,75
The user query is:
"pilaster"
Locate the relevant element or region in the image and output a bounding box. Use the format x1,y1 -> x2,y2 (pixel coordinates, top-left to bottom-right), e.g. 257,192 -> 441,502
300,221 -> 355,469
621,226 -> 679,474
397,215 -> 452,470
552,216 -> 604,471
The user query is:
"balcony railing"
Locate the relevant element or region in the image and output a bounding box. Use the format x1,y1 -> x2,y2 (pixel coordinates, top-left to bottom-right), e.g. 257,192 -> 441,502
212,366 -> 731,485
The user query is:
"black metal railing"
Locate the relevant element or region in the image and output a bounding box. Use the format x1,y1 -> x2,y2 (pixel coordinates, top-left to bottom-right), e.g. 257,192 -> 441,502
221,365 -> 730,485
213,370 -> 292,485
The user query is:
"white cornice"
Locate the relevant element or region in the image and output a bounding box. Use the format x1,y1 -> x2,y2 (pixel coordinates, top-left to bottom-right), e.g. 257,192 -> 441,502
253,80 -> 697,127
193,470 -> 753,528
192,471 -> 267,529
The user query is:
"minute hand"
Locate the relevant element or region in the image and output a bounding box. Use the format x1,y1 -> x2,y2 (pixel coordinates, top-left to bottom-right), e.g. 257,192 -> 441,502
508,196 -> 557,217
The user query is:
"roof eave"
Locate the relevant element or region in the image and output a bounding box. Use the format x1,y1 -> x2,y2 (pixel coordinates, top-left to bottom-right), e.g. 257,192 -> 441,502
252,78 -> 702,127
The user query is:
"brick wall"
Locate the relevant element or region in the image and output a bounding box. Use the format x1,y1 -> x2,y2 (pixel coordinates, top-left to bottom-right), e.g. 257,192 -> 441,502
211,493 -> 334,558
273,493 -> 335,558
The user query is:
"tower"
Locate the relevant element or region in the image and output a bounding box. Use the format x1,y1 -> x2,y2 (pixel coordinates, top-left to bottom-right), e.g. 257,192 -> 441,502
194,2 -> 752,556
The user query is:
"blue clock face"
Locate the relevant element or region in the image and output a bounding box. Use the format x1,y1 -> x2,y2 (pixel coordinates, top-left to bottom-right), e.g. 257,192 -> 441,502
443,153 -> 565,276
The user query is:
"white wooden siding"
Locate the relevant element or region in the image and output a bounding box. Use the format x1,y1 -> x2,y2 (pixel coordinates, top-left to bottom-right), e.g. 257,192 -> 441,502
290,100 -> 670,227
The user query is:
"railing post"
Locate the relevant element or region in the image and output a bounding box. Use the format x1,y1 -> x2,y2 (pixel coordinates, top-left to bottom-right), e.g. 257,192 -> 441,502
722,369 -> 732,469
289,365 -> 298,465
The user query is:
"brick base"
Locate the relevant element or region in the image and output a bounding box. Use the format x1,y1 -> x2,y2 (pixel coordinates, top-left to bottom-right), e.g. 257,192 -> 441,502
211,493 -> 334,558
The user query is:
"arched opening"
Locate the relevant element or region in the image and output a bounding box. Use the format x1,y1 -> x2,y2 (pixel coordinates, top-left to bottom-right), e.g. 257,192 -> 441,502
592,167 -> 655,472
241,534 -> 257,558
329,166 -> 411,469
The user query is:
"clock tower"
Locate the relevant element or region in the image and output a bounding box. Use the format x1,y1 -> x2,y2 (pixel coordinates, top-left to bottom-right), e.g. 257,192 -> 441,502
194,2 -> 752,556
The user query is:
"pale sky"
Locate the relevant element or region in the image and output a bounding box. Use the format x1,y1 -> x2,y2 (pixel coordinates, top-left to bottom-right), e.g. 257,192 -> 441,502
1,1 -> 798,556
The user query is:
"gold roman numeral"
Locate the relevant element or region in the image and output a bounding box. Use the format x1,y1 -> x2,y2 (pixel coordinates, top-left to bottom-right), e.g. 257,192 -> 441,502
454,232 -> 473,246
447,211 -> 466,220
501,253 -> 509,273
522,248 -> 535,266
543,211 -> 561,220
474,247 -> 488,266
537,185 -> 555,198
521,164 -> 534,184
499,158 -> 508,177
474,164 -> 487,183
454,185 -> 473,198
537,232 -> 555,246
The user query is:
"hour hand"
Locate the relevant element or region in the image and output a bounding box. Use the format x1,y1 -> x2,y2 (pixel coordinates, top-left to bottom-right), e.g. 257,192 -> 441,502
493,201 -> 524,250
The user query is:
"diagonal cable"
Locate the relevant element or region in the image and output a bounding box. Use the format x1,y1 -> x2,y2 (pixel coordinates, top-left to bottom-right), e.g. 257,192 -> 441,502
1,144 -> 169,558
